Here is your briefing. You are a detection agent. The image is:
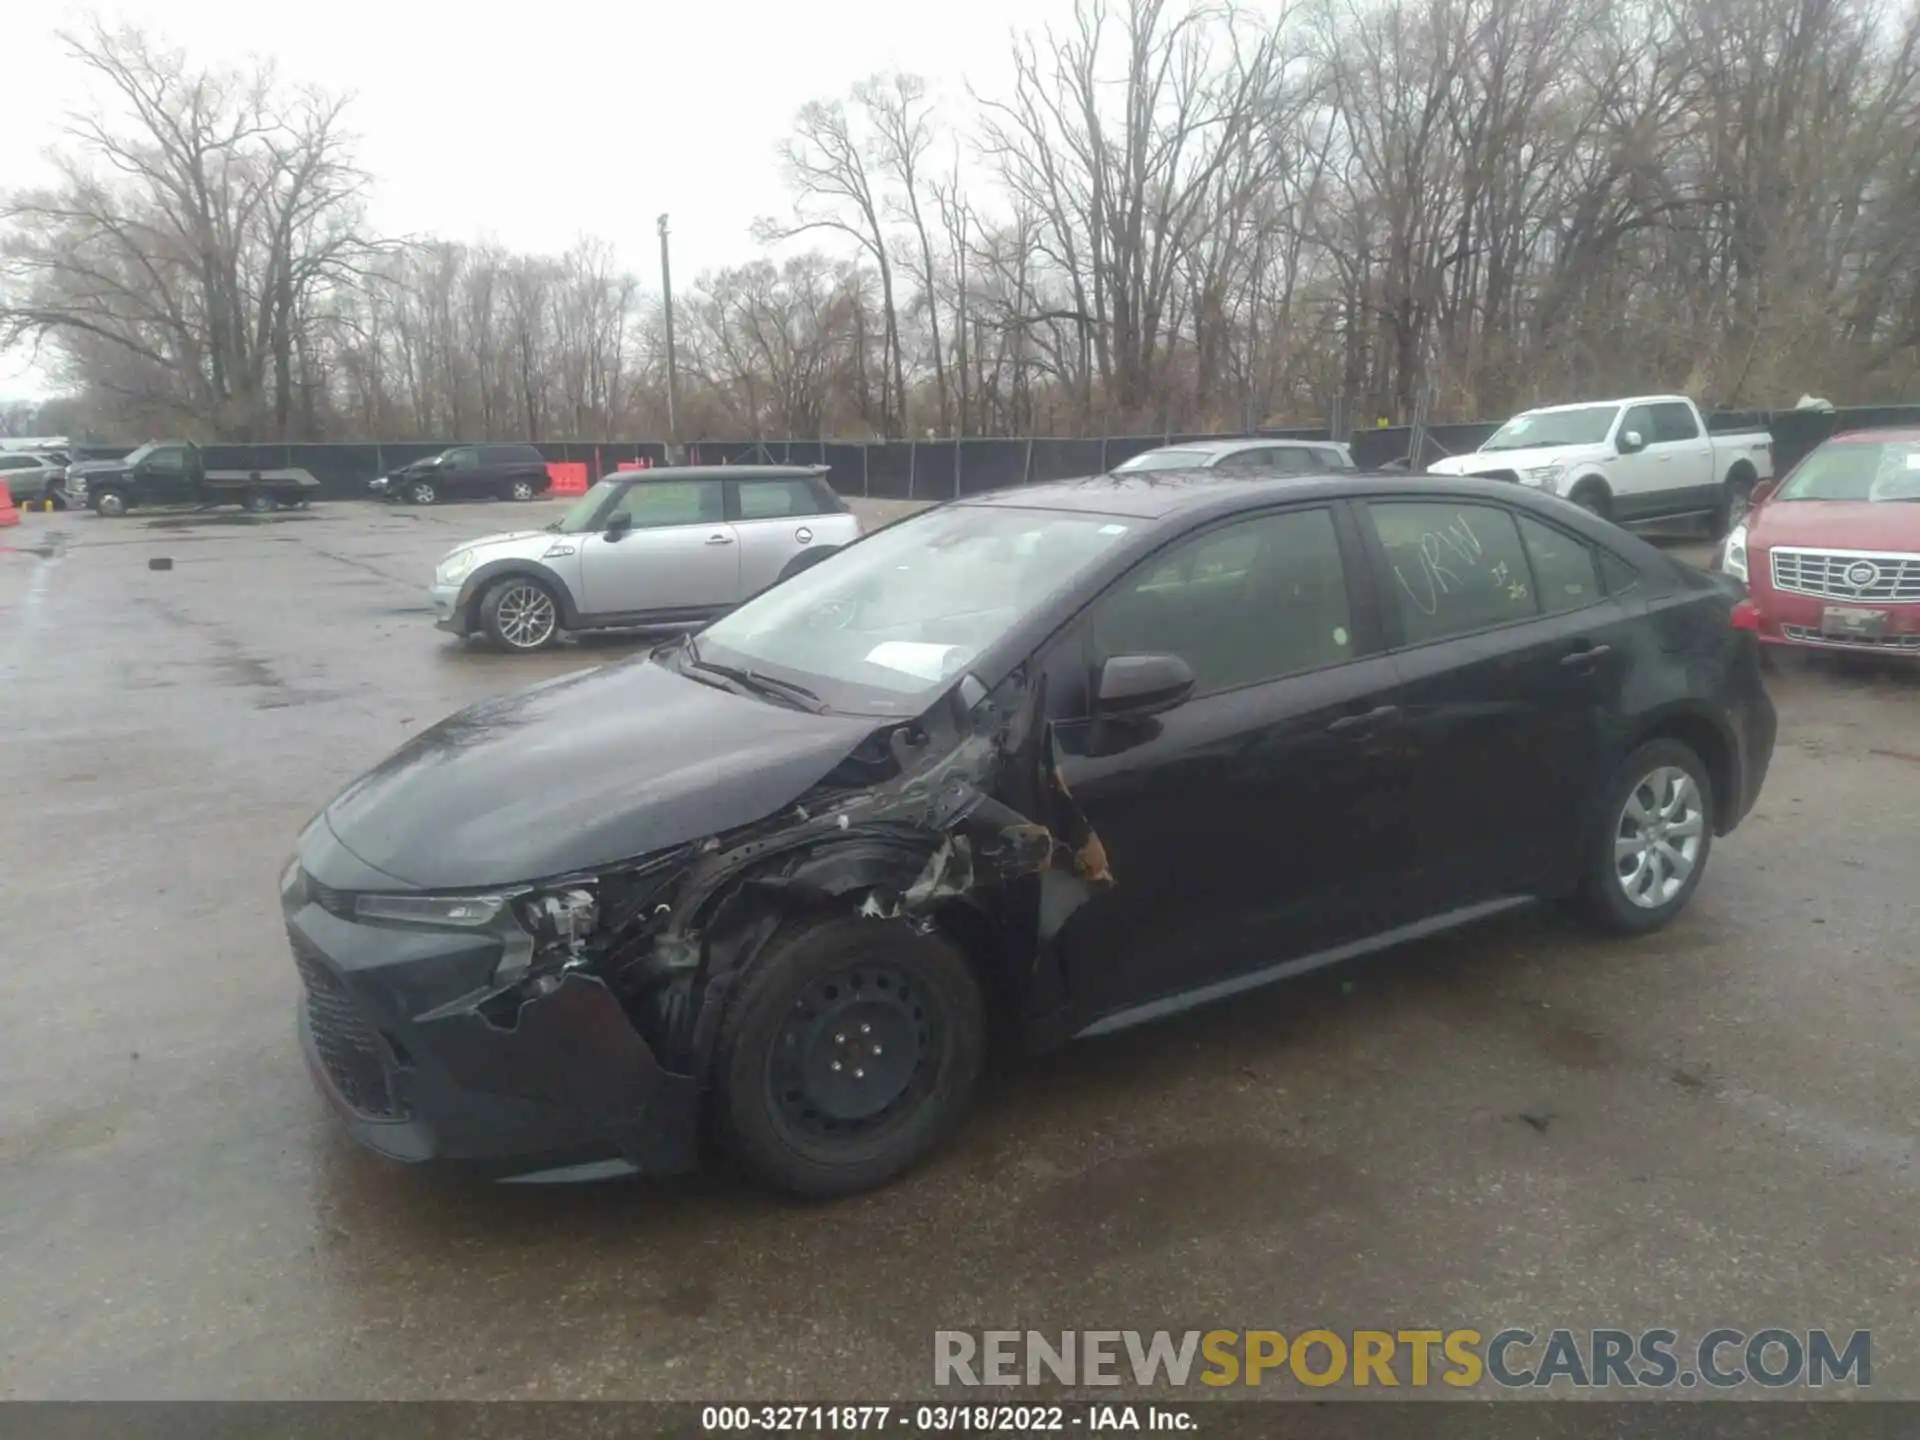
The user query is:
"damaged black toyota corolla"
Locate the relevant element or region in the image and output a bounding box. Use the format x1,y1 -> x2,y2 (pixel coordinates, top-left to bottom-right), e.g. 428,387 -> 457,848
283,471 -> 1775,1196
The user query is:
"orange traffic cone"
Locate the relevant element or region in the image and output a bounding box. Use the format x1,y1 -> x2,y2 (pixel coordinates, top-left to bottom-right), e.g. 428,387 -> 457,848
0,480 -> 19,528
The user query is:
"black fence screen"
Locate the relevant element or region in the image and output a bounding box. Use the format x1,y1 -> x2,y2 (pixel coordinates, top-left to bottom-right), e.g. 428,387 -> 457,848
58,405 -> 1920,503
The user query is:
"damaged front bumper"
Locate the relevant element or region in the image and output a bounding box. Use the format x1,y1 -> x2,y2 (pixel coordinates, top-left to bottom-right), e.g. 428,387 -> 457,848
284,837 -> 699,1180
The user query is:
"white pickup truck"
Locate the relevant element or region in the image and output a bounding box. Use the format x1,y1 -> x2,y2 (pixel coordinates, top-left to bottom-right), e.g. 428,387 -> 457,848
1425,394 -> 1773,536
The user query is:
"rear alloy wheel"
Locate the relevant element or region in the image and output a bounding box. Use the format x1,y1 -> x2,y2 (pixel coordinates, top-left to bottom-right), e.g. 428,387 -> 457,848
1576,739 -> 1715,934
408,480 -> 438,505
508,478 -> 537,501
480,577 -> 561,652
243,490 -> 276,514
715,912 -> 984,1198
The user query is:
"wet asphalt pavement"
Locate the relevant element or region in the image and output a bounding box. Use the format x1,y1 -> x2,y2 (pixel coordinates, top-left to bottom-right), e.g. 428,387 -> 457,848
1,497 -> 1917,1401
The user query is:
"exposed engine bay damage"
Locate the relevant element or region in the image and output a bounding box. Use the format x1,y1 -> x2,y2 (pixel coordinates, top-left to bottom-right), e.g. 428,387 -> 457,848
421,666 -> 1112,1093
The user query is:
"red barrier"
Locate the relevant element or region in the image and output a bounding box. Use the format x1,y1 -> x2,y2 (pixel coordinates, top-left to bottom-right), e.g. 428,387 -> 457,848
546,462 -> 589,497
0,480 -> 18,529
615,458 -> 653,471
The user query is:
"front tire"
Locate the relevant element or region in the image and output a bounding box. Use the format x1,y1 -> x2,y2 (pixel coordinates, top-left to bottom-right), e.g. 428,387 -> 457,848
1575,739 -> 1715,935
479,576 -> 562,652
1567,481 -> 1611,520
92,488 -> 129,518
714,911 -> 984,1198
408,480 -> 438,505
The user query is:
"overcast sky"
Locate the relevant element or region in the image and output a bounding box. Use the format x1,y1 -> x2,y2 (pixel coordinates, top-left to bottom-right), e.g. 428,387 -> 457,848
2,0 -> 1083,399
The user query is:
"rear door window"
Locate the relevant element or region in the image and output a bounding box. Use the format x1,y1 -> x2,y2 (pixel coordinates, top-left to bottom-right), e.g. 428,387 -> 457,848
610,480 -> 724,529
737,477 -> 830,520
1366,501 -> 1541,644
1650,403 -> 1700,443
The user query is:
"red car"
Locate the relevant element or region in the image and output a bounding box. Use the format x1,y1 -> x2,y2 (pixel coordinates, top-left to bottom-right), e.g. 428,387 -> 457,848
1722,429 -> 1920,658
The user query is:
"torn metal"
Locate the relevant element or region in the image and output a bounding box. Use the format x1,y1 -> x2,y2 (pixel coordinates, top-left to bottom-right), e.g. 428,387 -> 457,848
406,666 -> 1112,1082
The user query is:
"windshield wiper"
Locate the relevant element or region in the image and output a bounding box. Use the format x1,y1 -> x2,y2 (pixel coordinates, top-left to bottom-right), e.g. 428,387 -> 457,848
683,639 -> 830,713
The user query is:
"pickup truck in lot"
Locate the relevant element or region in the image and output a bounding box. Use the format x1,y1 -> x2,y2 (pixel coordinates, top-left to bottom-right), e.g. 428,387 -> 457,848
1426,394 -> 1773,537
67,441 -> 322,517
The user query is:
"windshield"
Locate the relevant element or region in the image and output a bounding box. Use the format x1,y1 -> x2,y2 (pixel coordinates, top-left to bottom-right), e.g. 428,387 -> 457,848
1777,440 -> 1920,502
1114,449 -> 1210,472
122,443 -> 156,466
550,480 -> 618,533
688,505 -> 1138,715
1481,406 -> 1619,452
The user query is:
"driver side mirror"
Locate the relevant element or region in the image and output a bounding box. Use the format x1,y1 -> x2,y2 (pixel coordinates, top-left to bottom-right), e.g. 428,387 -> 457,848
1096,653 -> 1195,717
1617,429 -> 1646,455
603,510 -> 633,541
1749,479 -> 1777,508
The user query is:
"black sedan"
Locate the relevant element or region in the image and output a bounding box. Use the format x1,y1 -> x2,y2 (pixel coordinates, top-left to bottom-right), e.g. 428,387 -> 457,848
282,470 -> 1776,1197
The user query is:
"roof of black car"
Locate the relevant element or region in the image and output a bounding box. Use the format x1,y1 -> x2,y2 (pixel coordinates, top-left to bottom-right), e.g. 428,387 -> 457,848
606,464 -> 829,482
958,469 -> 1364,519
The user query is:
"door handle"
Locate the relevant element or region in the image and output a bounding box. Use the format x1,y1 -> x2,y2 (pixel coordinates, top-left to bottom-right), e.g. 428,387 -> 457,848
1326,704 -> 1401,735
1560,643 -> 1614,670
705,533 -> 734,545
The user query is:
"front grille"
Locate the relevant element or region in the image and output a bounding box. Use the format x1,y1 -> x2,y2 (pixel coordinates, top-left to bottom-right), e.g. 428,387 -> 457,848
1781,625 -> 1920,652
290,935 -> 406,1120
1769,548 -> 1920,603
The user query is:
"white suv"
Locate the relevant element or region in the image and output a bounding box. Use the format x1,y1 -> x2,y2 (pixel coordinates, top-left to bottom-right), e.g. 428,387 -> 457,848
431,466 -> 863,651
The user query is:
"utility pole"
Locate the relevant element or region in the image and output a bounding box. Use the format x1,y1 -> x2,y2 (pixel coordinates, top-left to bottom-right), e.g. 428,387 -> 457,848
657,213 -> 679,460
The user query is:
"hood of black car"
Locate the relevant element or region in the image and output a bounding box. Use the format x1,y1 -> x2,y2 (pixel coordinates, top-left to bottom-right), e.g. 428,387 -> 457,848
67,459 -> 127,479
322,657 -> 878,889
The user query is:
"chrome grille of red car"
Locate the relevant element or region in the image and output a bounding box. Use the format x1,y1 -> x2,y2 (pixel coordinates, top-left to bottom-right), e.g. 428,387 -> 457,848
1769,548 -> 1920,603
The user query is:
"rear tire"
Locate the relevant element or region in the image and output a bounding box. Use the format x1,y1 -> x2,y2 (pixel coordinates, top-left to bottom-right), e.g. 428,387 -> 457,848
508,478 -> 537,501
1714,466 -> 1756,539
1575,739 -> 1715,935
714,911 -> 984,1198
243,490 -> 275,514
479,576 -> 561,652
776,546 -> 840,584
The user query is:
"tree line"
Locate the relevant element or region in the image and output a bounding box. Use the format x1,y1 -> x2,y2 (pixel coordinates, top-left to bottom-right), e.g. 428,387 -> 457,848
6,0 -> 1920,445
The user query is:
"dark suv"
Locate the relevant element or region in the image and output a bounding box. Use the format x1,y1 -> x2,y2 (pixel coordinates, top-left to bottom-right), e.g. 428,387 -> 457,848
373,444 -> 551,505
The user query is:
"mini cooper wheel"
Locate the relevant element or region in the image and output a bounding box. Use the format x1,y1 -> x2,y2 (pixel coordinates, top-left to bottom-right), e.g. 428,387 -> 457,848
1577,739 -> 1715,935
480,577 -> 561,652
715,912 -> 984,1198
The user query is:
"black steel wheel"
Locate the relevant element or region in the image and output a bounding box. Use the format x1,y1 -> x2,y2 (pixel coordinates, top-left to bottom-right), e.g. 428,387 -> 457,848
715,911 -> 983,1198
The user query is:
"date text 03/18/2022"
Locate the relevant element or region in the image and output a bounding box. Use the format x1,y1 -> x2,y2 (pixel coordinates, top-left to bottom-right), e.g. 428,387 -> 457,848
699,1405 -> 1194,1432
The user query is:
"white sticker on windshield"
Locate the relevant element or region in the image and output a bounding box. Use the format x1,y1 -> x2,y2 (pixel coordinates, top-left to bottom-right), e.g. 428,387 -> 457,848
1099,523 -> 1129,535
1905,452 -> 1920,469
864,640 -> 968,682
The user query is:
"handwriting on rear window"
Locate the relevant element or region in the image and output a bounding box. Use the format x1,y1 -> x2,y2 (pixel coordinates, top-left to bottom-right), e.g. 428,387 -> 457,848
1393,513 -> 1486,616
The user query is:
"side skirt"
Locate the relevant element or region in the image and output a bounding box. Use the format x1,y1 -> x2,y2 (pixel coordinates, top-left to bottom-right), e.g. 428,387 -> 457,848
1072,897 -> 1536,1040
